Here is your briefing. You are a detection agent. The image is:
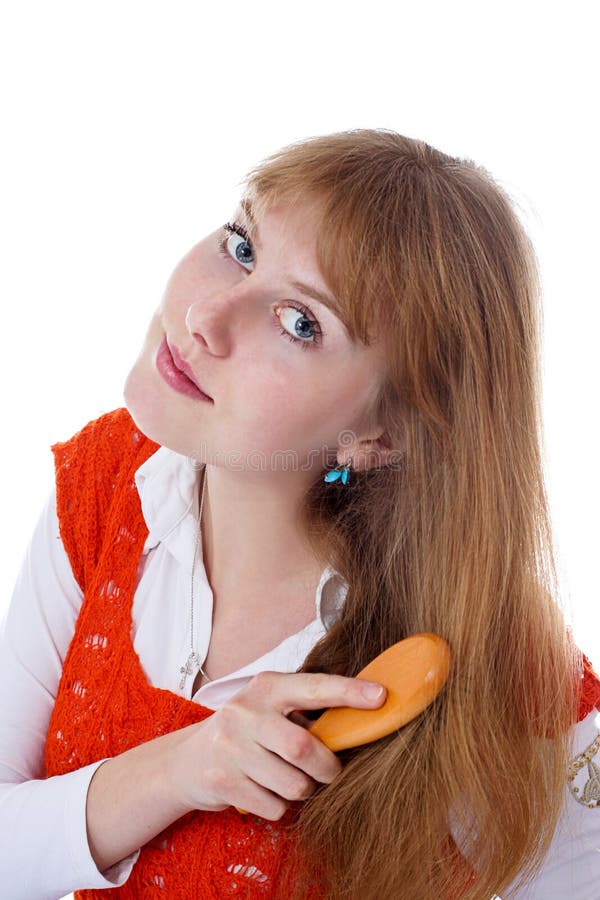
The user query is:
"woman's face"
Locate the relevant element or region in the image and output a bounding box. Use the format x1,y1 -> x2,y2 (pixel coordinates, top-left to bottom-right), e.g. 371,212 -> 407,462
124,198 -> 385,475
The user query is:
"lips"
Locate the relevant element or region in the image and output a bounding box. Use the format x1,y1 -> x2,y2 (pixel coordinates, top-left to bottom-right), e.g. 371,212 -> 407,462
166,339 -> 212,399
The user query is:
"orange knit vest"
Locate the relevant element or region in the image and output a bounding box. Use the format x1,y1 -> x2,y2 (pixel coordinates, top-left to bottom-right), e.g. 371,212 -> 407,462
43,407 -> 600,899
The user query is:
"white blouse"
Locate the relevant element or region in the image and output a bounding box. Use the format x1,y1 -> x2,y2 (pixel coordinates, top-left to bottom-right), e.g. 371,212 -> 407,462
0,444 -> 598,900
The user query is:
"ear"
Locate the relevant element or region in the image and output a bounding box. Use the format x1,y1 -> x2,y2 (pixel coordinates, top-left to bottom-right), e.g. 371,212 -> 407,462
338,429 -> 405,473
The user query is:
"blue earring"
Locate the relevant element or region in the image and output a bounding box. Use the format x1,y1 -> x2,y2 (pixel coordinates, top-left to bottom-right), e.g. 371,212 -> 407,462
323,458 -> 352,485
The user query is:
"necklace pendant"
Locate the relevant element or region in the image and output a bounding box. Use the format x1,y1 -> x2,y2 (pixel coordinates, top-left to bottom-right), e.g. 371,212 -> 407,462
179,650 -> 201,690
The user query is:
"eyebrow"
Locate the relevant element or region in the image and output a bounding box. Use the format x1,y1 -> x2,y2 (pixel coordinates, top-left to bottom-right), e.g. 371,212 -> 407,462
238,197 -> 354,337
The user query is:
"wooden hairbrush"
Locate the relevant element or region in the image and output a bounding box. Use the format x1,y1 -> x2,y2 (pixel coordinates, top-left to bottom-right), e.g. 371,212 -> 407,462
236,632 -> 451,814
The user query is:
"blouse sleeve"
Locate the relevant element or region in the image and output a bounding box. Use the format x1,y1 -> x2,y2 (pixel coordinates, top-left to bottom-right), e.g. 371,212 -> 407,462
0,485 -> 140,899
504,706 -> 600,899
450,706 -> 600,898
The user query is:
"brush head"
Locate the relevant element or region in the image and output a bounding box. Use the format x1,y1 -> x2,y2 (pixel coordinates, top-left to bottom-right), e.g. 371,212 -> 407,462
307,633 -> 451,752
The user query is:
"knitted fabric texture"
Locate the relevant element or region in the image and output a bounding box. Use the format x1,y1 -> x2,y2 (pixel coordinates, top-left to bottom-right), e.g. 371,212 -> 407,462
43,407 -> 600,899
580,654 -> 600,720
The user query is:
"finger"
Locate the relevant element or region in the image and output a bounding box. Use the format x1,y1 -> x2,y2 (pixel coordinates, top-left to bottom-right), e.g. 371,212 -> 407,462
231,775 -> 290,821
251,670 -> 387,717
259,714 -> 342,785
240,742 -> 318,803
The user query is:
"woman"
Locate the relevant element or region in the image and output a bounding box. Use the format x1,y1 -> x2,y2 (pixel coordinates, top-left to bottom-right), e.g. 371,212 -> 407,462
1,129 -> 598,899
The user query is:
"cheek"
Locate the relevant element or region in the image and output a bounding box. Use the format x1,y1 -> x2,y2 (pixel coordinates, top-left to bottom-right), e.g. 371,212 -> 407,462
229,359 -> 357,453
124,313 -> 162,388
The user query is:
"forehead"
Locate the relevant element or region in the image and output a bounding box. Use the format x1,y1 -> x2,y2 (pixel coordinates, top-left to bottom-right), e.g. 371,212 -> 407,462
237,197 -> 321,248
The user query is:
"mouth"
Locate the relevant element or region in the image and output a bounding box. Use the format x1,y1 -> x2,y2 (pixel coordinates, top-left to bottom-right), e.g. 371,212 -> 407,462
157,335 -> 214,402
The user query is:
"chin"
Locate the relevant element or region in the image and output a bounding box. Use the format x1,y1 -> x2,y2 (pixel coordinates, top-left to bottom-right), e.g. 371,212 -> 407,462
123,366 -> 205,463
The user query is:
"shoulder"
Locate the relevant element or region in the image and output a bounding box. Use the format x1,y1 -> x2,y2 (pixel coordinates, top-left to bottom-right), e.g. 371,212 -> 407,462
51,407 -> 157,472
51,407 -> 161,499
579,652 -> 600,722
50,408 -> 160,590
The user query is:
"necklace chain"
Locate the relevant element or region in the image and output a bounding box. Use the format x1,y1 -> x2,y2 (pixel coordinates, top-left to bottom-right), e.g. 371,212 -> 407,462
179,466 -> 210,692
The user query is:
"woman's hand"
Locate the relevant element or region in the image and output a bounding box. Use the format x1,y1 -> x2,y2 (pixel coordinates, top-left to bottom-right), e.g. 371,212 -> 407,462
166,670 -> 387,821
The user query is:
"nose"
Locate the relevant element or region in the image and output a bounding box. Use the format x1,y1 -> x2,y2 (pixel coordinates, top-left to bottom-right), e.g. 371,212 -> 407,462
185,302 -> 211,351
185,280 -> 260,356
184,293 -> 236,356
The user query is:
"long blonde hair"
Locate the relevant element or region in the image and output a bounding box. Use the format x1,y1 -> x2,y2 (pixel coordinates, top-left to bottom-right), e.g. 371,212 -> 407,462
242,129 -> 581,899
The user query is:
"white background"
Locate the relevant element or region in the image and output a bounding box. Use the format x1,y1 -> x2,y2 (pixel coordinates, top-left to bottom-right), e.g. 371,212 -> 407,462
0,4 -> 598,893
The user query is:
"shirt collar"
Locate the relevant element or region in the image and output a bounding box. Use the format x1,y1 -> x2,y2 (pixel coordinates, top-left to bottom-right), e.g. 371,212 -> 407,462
133,446 -> 348,626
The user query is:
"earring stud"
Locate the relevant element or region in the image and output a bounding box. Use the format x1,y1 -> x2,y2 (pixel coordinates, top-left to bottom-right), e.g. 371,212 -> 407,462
323,458 -> 352,485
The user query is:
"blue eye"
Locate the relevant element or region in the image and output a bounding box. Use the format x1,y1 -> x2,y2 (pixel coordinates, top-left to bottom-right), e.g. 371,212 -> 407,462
275,305 -> 320,348
218,221 -> 255,271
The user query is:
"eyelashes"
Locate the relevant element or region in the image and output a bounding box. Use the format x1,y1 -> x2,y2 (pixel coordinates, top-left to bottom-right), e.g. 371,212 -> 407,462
224,219 -> 252,245
216,220 -> 325,351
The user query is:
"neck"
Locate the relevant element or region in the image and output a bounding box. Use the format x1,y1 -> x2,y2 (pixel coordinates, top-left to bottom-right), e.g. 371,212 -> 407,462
198,464 -> 327,614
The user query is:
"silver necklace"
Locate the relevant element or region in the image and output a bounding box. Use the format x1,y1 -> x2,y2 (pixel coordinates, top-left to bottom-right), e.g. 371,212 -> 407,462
178,465 -> 211,691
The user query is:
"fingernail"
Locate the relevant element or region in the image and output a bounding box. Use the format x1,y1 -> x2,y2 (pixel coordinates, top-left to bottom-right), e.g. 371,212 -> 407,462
361,682 -> 384,700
